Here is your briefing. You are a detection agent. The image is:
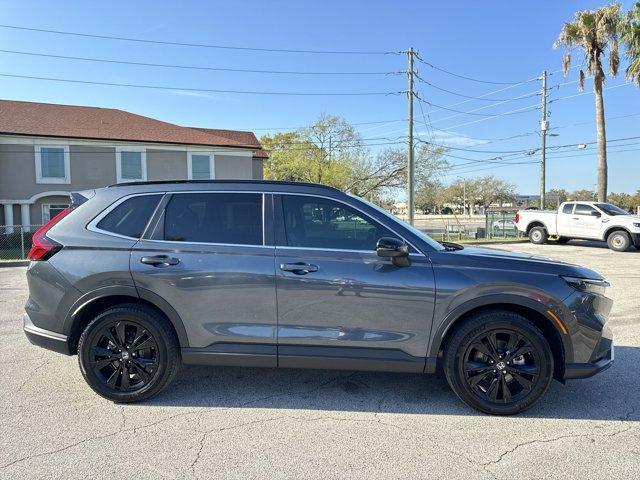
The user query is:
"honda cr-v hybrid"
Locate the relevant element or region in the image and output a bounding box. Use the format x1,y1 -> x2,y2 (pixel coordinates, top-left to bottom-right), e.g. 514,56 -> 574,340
23,180 -> 614,414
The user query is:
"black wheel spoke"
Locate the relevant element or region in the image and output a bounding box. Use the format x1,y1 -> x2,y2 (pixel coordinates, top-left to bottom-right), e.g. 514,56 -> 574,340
132,337 -> 154,352
500,375 -> 512,402
92,357 -> 117,370
508,344 -> 533,361
487,377 -> 500,401
511,364 -> 539,376
107,364 -> 122,388
507,368 -> 534,390
91,346 -> 119,358
506,333 -> 519,356
470,341 -> 494,360
130,362 -> 151,383
102,328 -> 120,348
121,365 -> 130,390
115,321 -> 127,348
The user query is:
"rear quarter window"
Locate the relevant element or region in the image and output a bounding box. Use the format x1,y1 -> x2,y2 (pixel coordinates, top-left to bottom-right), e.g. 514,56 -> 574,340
96,194 -> 162,238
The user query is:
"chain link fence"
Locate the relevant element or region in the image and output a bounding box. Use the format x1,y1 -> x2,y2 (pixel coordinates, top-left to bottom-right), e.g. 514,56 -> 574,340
415,211 -> 523,243
0,225 -> 42,261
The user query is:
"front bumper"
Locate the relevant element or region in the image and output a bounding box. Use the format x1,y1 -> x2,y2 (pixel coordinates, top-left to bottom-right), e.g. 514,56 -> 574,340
23,313 -> 71,355
563,336 -> 614,380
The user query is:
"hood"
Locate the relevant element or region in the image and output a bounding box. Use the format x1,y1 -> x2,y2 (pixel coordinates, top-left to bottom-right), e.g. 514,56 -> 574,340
445,246 -> 603,280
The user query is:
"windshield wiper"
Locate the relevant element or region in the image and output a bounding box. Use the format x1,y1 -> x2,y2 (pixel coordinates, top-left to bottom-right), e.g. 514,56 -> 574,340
441,241 -> 464,251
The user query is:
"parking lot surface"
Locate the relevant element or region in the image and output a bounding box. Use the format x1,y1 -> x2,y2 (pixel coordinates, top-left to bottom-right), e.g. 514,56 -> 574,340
1,241 -> 639,479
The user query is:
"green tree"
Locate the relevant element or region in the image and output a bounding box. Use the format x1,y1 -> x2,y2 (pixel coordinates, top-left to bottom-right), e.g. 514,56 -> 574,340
608,192 -> 633,209
545,188 -> 569,209
568,189 -> 597,201
621,2 -> 640,84
555,4 -> 622,202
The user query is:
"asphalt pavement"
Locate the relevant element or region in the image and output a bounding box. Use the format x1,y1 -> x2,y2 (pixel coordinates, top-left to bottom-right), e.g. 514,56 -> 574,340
1,240 -> 638,479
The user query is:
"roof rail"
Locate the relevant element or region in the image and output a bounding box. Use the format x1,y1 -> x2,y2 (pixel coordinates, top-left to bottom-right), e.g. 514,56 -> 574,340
106,179 -> 340,191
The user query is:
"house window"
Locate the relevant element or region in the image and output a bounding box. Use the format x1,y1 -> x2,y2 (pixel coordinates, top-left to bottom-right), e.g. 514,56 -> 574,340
188,152 -> 214,180
35,146 -> 70,184
116,148 -> 147,183
42,203 -> 69,223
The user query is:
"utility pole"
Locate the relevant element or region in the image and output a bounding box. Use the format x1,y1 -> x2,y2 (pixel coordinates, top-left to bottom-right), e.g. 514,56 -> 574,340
407,47 -> 415,225
539,70 -> 548,209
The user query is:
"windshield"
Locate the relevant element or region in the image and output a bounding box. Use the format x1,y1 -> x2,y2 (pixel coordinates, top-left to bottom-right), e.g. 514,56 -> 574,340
349,194 -> 446,251
594,203 -> 629,216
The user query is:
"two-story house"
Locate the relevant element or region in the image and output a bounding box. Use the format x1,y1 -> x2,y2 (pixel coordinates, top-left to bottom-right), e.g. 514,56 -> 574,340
0,99 -> 268,228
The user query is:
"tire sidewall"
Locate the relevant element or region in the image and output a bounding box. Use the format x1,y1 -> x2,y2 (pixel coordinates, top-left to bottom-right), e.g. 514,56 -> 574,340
529,227 -> 546,244
444,314 -> 554,415
78,308 -> 174,402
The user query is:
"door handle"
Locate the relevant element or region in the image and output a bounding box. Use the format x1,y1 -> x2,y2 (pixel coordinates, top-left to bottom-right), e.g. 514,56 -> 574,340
280,262 -> 319,274
141,255 -> 180,266
572,217 -> 579,220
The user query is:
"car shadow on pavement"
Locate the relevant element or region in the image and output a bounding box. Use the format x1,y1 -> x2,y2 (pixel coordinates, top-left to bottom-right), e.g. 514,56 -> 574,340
141,345 -> 639,421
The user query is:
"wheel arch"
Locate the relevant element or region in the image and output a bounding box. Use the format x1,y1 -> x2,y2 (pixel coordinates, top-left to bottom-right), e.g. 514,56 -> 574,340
603,225 -> 632,242
430,297 -> 571,380
525,221 -> 547,234
64,286 -> 189,354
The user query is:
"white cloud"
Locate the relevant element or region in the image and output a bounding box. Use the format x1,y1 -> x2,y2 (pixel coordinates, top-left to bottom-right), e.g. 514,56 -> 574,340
417,129 -> 490,148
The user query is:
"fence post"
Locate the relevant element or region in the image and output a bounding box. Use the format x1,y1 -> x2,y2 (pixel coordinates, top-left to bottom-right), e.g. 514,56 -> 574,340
20,226 -> 25,259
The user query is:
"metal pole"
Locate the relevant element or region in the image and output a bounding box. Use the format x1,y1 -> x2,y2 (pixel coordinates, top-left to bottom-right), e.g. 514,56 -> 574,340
540,70 -> 548,209
407,47 -> 415,226
20,226 -> 25,259
463,178 -> 467,216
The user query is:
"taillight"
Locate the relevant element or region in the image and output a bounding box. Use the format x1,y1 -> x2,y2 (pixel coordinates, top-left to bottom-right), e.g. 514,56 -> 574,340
515,213 -> 520,224
27,206 -> 76,261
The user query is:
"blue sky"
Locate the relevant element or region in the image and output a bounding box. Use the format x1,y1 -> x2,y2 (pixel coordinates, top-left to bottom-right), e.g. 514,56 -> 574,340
1,0 -> 638,194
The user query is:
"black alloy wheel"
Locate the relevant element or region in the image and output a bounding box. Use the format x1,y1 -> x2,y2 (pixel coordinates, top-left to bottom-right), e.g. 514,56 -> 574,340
78,304 -> 180,402
443,310 -> 554,415
89,320 -> 159,392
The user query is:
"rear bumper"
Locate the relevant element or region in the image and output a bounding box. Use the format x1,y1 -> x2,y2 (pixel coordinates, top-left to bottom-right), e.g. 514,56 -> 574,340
563,338 -> 614,380
23,313 -> 71,355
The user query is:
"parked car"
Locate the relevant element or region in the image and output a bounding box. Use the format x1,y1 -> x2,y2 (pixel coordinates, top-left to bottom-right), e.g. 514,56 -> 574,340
515,201 -> 640,251
23,181 -> 613,415
492,219 -> 517,233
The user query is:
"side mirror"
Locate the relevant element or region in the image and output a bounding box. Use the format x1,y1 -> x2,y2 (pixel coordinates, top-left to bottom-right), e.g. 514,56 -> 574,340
591,210 -> 601,217
376,237 -> 410,266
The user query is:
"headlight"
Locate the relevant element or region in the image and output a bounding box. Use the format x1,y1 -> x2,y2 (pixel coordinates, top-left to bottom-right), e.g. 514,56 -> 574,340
561,276 -> 610,295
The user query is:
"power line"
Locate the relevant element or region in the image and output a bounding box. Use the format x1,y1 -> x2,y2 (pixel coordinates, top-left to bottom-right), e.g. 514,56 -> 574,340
414,54 -> 534,85
0,73 -> 403,96
415,74 -> 538,102
0,24 -> 399,55
416,95 -> 538,117
0,48 -> 398,76
248,118 -> 407,131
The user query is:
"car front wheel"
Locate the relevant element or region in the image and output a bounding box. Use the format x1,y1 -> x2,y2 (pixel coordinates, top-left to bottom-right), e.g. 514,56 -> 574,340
443,311 -> 554,415
78,303 -> 180,403
607,230 -> 631,252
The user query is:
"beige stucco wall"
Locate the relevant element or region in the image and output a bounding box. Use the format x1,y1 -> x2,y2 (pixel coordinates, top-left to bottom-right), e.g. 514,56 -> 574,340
215,154 -> 253,179
147,149 -> 187,181
31,195 -> 72,225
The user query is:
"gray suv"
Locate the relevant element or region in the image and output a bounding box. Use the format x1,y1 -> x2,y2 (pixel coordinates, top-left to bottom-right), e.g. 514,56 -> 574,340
23,180 -> 614,414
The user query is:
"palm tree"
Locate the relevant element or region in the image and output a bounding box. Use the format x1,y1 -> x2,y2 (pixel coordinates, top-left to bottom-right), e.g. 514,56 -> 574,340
621,2 -> 640,85
555,5 -> 622,202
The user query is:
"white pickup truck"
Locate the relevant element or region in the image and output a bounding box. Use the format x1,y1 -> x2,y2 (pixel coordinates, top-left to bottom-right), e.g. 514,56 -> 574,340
515,201 -> 640,252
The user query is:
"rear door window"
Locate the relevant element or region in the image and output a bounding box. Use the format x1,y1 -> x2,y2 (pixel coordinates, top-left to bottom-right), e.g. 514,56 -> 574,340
574,204 -> 597,216
163,193 -> 263,245
96,194 -> 162,238
562,203 -> 574,214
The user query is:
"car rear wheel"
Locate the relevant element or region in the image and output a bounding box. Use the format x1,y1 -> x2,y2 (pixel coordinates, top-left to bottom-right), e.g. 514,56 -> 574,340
443,311 -> 554,415
607,230 -> 631,252
78,303 -> 180,403
528,226 -> 547,244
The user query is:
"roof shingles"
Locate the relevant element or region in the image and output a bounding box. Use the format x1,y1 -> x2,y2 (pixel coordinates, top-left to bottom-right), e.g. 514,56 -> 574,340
0,99 -> 267,158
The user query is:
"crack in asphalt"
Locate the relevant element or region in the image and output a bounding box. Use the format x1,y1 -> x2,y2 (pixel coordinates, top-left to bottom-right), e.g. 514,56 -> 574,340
1,372 -> 357,472
481,424 -> 635,468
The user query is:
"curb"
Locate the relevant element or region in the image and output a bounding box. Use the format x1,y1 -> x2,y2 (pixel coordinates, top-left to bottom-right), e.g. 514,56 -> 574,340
0,260 -> 29,267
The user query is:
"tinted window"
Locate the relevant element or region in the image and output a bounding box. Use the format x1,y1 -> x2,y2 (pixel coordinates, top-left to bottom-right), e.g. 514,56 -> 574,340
282,195 -> 394,251
97,194 -> 161,238
574,204 -> 597,216
562,203 -> 574,214
164,193 -> 262,245
594,203 -> 628,216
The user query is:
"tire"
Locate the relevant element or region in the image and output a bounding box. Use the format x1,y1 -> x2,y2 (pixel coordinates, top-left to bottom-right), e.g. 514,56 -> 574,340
443,310 -> 554,415
528,226 -> 547,245
607,230 -> 631,252
78,303 -> 180,403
